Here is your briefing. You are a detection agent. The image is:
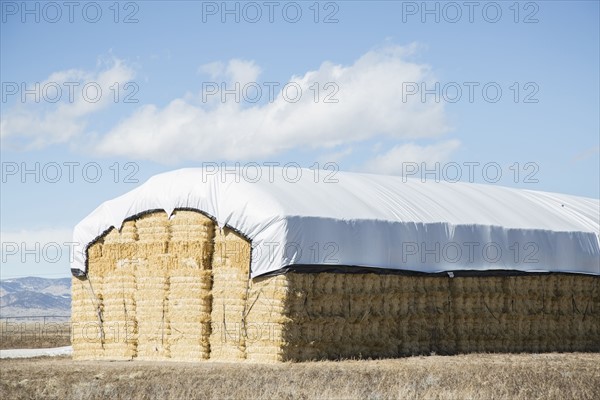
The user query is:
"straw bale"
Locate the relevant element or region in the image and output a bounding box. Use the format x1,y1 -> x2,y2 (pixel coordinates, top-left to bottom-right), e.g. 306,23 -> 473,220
119,220 -> 138,240
167,265 -> 213,360
130,252 -> 169,359
101,243 -> 139,262
135,211 -> 170,227
136,212 -> 171,244
87,243 -> 103,261
98,260 -> 137,360
169,210 -> 214,242
102,228 -> 121,244
209,227 -> 251,361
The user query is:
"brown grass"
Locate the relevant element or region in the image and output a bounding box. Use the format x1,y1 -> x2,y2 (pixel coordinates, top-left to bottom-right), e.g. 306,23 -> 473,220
0,322 -> 71,349
1,353 -> 599,399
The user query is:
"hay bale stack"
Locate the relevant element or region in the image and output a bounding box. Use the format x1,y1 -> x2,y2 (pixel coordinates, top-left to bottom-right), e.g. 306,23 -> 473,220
167,210 -> 215,361
275,273 -> 600,360
446,275 -> 600,354
449,277 -> 510,354
100,258 -> 137,360
66,215 -> 117,360
244,274 -> 289,362
167,265 -> 212,360
209,227 -> 252,361
71,275 -> 104,359
72,235 -> 108,359
169,210 -> 214,258
73,222 -> 140,360
232,270 -> 599,361
132,212 -> 172,360
74,209 -> 599,362
280,273 -> 404,360
77,210 -> 218,361
102,221 -> 138,261
135,211 -> 170,256
134,255 -> 171,360
98,221 -> 138,360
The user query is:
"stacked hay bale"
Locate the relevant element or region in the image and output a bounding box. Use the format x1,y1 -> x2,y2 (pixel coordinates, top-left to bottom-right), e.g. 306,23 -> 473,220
243,274 -> 289,362
219,249 -> 461,361
209,227 -> 252,361
72,220 -> 139,360
74,209 -> 600,362
97,222 -> 137,360
74,210 -> 218,361
504,274 -> 599,353
244,272 -> 431,361
71,239 -> 105,360
167,210 -> 214,361
134,212 -> 172,360
230,271 -> 599,361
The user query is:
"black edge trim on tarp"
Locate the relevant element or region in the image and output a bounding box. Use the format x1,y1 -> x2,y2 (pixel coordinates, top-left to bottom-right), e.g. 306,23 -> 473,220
255,264 -> 597,279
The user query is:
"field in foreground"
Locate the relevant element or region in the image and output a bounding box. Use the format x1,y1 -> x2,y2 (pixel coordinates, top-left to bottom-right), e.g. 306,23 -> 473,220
1,353 -> 599,399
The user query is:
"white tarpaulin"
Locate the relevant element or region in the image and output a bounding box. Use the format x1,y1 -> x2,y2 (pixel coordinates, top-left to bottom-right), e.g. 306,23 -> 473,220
71,167 -> 600,277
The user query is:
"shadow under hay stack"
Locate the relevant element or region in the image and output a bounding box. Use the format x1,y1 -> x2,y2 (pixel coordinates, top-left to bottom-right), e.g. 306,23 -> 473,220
70,168 -> 600,361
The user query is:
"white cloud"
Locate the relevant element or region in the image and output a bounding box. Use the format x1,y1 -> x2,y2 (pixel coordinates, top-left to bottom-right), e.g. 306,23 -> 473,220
226,59 -> 262,85
1,46 -> 456,165
1,58 -> 135,149
94,44 -> 451,163
361,140 -> 461,175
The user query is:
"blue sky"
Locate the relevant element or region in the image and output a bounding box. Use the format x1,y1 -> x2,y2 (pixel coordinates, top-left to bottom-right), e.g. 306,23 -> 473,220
1,0 -> 599,279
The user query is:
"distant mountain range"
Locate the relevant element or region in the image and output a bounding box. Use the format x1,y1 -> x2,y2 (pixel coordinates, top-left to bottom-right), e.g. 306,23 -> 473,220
0,277 -> 71,319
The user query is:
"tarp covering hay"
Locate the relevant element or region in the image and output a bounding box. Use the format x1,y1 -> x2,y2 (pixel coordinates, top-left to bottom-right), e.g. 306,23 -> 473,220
71,168 -> 600,361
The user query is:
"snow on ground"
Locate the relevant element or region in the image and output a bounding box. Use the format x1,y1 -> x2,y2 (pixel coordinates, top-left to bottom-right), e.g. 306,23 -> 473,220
0,346 -> 72,359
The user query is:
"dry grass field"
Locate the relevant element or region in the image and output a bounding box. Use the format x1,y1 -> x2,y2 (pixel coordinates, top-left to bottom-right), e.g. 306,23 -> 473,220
0,322 -> 71,349
1,319 -> 598,399
1,353 -> 599,400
